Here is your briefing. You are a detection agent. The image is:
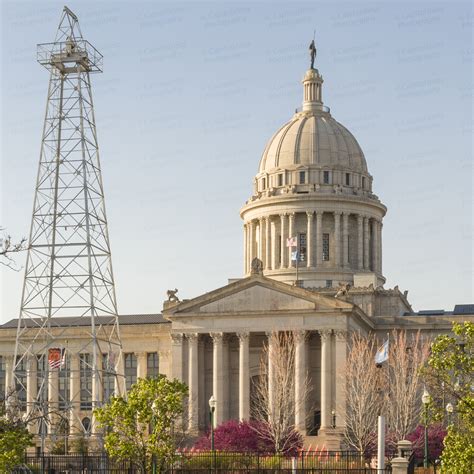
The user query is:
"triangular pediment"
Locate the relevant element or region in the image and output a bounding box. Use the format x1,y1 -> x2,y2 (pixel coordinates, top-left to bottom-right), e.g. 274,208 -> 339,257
163,275 -> 353,317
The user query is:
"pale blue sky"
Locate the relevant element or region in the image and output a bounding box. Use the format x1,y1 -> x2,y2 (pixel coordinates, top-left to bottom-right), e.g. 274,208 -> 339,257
1,1 -> 472,323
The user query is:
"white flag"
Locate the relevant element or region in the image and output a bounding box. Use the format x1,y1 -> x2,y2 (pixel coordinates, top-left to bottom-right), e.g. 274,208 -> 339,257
286,236 -> 297,247
375,339 -> 389,365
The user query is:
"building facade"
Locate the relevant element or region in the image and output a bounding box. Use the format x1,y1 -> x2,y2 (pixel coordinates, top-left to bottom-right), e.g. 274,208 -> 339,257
1,53 -> 473,451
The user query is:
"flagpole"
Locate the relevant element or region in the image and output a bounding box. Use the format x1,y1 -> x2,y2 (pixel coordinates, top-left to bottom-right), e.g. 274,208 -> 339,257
295,248 -> 299,285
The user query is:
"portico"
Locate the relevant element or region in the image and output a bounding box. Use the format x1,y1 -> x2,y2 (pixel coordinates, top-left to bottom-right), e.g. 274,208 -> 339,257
163,273 -> 360,444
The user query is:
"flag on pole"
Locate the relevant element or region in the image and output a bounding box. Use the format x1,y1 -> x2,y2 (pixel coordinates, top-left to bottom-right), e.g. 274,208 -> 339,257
291,250 -> 299,261
106,351 -> 117,371
48,348 -> 65,369
375,339 -> 389,365
286,236 -> 297,247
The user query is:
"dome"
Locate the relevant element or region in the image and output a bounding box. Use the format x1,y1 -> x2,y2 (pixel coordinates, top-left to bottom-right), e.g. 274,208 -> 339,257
259,113 -> 368,174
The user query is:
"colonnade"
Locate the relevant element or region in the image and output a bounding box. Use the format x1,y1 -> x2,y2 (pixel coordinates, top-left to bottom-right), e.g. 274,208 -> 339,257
243,211 -> 382,277
171,329 -> 348,435
1,350 -> 157,436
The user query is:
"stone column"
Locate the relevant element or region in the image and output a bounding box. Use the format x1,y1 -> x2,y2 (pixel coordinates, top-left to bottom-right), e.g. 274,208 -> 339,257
69,353 -> 81,435
316,211 -> 323,266
258,218 -> 264,260
198,339 -> 205,429
171,333 -> 184,381
4,355 -> 13,397
342,213 -> 349,267
319,330 -> 332,430
265,217 -> 271,270
26,355 -> 37,433
306,212 -> 314,268
294,330 -> 307,434
187,333 -> 199,433
280,214 -> 288,269
357,215 -> 364,270
363,217 -> 370,270
267,332 -> 277,416
271,219 -> 277,270
378,221 -> 383,274
48,366 -> 59,426
334,331 -> 348,430
243,224 -> 248,274
288,212 -> 295,265
115,351 -> 126,396
371,219 -> 378,272
334,212 -> 341,268
237,332 -> 250,421
211,332 -> 224,426
136,351 -> 148,380
249,220 -> 256,269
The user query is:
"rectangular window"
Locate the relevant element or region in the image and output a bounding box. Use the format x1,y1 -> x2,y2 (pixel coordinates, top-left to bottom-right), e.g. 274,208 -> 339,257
0,356 -> 5,401
277,235 -> 281,264
124,353 -> 137,391
322,233 -> 330,261
58,355 -> 70,410
102,354 -> 115,402
362,177 -> 366,189
15,356 -> 27,410
298,233 -> 307,262
326,280 -> 332,288
262,178 -> 266,190
80,354 -> 92,410
277,174 -> 283,187
36,355 -> 48,404
323,171 -> 330,184
345,173 -> 350,186
299,171 -> 306,184
147,353 -> 160,379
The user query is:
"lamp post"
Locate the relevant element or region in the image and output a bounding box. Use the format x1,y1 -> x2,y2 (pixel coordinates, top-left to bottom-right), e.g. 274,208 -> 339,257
445,403 -> 453,427
331,409 -> 336,429
421,388 -> 430,469
151,400 -> 158,474
209,396 -> 217,472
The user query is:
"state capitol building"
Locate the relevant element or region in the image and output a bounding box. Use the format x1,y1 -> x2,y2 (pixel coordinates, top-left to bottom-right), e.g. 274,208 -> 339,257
1,43 -> 472,451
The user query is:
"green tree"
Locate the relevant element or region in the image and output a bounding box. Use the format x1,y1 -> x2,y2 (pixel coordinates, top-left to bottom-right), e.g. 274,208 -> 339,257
423,321 -> 473,473
95,375 -> 188,473
0,397 -> 34,472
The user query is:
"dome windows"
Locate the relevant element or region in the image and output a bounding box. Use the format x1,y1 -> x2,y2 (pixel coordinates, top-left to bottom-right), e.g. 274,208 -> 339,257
323,171 -> 331,184
345,173 -> 350,186
299,171 -> 306,184
277,173 -> 284,187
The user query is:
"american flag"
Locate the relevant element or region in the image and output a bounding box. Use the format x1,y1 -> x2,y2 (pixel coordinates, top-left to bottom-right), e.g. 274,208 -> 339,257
48,348 -> 65,369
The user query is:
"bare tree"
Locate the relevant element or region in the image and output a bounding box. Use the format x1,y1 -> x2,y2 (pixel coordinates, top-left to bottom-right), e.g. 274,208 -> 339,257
344,332 -> 383,453
251,330 -> 309,453
384,330 -> 430,441
0,227 -> 27,270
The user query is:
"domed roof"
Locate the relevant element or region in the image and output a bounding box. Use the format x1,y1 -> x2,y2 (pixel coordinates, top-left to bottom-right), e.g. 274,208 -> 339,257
258,67 -> 368,176
259,113 -> 368,174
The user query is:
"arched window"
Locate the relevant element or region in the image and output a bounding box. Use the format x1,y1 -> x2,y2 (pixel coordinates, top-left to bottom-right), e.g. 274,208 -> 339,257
81,417 -> 91,434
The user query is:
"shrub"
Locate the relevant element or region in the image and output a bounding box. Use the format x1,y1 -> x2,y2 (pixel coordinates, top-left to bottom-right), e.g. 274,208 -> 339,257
193,419 -> 303,455
407,423 -> 446,461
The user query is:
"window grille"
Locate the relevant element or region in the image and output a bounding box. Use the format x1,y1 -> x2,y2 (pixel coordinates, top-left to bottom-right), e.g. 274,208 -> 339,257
80,354 -> 92,410
147,353 -> 160,379
124,353 -> 137,391
323,171 -> 330,184
299,233 -> 307,262
322,233 -> 330,261
299,171 -> 306,184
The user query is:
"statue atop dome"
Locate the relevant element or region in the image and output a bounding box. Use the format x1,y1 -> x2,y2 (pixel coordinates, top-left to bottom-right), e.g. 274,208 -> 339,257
309,39 -> 316,69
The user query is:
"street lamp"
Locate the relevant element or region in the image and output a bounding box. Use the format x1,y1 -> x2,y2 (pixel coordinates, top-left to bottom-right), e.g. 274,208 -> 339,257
422,388 -> 431,469
331,409 -> 336,428
209,396 -> 217,472
151,400 -> 159,474
445,403 -> 454,426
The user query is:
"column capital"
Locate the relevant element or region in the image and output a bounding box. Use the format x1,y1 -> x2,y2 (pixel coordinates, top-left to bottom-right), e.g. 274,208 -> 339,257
357,214 -> 363,223
342,211 -> 350,218
294,329 -> 307,343
319,329 -> 332,341
306,211 -> 314,218
171,333 -> 184,344
210,332 -> 224,344
186,333 -> 199,343
158,349 -> 170,358
334,210 -> 342,217
280,212 -> 288,218
334,330 -> 348,342
237,331 -> 249,343
288,212 -> 296,218
316,210 -> 323,217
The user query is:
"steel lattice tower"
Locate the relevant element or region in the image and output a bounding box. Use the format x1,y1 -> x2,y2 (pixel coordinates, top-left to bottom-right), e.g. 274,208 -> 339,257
12,6 -> 124,439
